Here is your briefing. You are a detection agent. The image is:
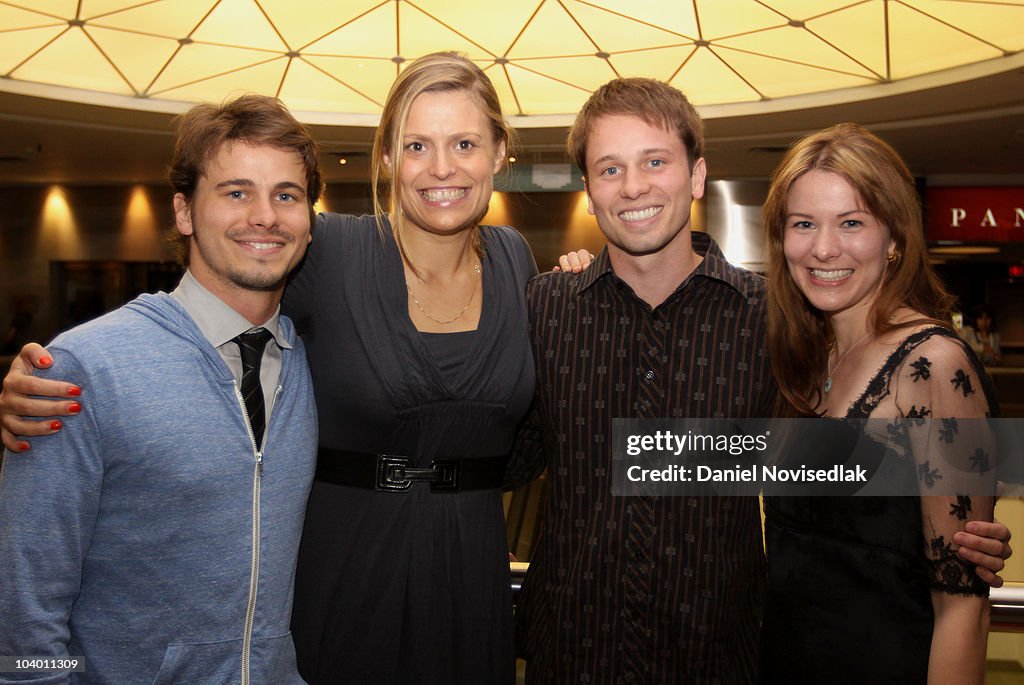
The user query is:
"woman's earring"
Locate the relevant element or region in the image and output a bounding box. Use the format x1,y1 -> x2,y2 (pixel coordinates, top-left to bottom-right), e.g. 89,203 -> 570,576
887,249 -> 900,264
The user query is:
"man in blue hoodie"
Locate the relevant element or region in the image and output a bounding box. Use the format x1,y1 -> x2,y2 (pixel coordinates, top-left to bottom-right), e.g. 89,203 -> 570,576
0,95 -> 319,684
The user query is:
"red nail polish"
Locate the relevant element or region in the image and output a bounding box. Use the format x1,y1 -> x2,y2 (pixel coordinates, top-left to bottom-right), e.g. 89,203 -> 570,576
68,402 -> 82,414
50,420 -> 62,431
67,386 -> 82,397
16,441 -> 30,451
39,356 -> 53,367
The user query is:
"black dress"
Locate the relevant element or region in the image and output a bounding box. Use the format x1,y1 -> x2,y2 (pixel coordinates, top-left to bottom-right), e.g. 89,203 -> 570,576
761,327 -> 996,684
283,214 -> 537,685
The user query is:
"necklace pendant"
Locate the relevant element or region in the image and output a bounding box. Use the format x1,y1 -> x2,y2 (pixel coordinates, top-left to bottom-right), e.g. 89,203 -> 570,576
824,377 -> 832,394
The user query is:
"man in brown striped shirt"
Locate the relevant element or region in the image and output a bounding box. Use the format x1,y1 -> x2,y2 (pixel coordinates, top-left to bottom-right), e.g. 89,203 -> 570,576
513,78 -> 775,684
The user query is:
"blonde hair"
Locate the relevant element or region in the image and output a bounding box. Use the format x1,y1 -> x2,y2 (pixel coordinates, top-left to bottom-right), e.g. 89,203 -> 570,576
764,123 -> 953,415
370,52 -> 512,268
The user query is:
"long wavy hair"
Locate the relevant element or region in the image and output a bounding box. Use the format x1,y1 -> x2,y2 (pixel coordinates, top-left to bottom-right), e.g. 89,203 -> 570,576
764,123 -> 953,415
370,51 -> 512,270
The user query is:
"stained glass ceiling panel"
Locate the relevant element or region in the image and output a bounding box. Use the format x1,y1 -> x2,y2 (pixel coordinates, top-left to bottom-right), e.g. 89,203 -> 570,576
0,0 -> 1020,125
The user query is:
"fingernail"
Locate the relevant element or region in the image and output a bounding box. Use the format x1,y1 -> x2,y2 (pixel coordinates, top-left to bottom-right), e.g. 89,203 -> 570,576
39,356 -> 53,367
50,420 -> 62,431
67,386 -> 81,397
15,441 -> 30,451
68,402 -> 82,414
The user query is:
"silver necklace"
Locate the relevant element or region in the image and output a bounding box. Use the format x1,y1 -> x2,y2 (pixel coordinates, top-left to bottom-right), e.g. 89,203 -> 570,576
825,331 -> 873,394
406,263 -> 481,325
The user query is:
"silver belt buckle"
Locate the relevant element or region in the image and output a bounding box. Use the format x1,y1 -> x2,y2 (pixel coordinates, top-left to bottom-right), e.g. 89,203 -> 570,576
376,455 -> 413,491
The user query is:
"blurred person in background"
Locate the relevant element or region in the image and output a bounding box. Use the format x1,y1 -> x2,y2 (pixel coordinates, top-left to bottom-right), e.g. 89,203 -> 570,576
961,306 -> 1002,366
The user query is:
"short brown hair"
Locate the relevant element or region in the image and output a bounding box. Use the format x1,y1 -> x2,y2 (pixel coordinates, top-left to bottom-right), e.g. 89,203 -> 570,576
764,123 -> 953,414
168,94 -> 323,263
370,51 -> 512,268
567,78 -> 704,175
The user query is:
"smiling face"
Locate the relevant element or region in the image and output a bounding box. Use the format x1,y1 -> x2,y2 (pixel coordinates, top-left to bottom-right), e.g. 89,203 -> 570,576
387,89 -> 505,237
583,113 -> 705,260
174,141 -> 311,302
783,169 -> 894,323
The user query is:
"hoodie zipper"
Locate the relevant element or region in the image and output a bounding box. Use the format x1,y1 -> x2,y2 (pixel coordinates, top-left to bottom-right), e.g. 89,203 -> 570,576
236,385 -> 261,685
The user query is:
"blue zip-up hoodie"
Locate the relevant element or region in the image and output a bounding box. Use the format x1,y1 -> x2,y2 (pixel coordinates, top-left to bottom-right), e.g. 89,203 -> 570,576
0,293 -> 317,684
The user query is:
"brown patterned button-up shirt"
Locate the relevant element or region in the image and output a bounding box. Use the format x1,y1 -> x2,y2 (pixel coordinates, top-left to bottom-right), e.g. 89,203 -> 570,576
515,233 -> 776,684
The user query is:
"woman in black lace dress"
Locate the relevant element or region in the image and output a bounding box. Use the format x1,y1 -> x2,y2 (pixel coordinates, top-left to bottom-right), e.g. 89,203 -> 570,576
761,123 -> 997,684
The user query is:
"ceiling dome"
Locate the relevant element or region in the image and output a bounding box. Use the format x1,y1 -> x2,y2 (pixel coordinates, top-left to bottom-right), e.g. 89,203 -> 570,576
1,0 -> 1022,125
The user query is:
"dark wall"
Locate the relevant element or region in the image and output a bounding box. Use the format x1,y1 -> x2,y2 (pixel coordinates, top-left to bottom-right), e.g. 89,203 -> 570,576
0,183 -> 605,343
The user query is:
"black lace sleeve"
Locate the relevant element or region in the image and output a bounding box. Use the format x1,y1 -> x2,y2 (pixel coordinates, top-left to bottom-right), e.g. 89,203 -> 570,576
892,334 -> 995,597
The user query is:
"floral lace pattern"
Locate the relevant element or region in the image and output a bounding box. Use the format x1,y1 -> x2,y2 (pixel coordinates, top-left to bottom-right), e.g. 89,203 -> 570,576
846,327 -> 996,597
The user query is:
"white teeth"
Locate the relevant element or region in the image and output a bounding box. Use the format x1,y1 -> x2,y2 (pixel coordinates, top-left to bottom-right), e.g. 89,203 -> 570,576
421,188 -> 466,202
811,269 -> 853,281
619,206 -> 662,221
243,241 -> 279,250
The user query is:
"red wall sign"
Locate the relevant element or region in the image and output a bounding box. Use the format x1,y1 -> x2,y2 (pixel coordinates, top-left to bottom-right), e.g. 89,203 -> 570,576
926,187 -> 1024,242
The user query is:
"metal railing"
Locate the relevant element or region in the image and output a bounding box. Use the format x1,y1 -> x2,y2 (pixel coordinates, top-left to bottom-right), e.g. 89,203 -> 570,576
991,585 -> 1024,631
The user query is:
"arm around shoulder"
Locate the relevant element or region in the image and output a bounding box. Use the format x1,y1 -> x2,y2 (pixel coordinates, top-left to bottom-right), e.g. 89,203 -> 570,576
0,349 -> 103,671
1,342 -> 83,451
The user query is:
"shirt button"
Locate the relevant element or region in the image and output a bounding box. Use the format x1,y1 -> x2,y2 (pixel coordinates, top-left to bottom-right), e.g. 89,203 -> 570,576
645,370 -> 655,381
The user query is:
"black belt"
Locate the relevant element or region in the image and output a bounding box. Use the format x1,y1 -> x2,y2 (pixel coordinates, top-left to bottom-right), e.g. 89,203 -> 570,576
316,448 -> 506,493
